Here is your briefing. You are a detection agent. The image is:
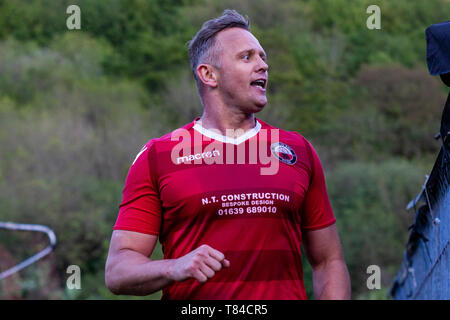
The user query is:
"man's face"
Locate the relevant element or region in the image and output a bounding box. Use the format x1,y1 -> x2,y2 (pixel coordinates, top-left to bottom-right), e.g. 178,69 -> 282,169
213,27 -> 269,113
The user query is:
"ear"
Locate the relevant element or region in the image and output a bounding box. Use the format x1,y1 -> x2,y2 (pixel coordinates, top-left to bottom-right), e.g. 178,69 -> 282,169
196,64 -> 218,88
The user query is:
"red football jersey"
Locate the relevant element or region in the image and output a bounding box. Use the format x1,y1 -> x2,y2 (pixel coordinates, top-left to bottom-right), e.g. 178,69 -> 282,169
113,118 -> 336,300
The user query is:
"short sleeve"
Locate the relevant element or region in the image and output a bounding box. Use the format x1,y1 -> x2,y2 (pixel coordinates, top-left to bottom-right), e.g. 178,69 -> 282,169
300,139 -> 336,231
113,141 -> 162,235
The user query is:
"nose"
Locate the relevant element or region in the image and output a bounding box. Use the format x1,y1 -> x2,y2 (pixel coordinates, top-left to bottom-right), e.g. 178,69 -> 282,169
256,56 -> 268,73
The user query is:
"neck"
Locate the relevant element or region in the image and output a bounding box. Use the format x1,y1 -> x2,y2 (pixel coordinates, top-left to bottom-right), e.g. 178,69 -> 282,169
198,96 -> 257,139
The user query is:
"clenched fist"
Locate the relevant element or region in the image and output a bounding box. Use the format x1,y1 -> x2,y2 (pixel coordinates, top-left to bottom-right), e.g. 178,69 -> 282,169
168,244 -> 230,283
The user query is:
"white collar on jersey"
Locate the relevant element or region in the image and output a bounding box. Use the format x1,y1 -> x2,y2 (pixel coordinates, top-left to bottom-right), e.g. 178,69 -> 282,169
193,119 -> 262,145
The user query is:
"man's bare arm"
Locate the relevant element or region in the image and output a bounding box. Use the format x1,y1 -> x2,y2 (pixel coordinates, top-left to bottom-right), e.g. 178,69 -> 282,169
302,224 -> 351,300
105,230 -> 230,296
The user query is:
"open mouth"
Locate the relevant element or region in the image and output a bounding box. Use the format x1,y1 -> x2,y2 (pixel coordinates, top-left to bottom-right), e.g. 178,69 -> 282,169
250,79 -> 266,89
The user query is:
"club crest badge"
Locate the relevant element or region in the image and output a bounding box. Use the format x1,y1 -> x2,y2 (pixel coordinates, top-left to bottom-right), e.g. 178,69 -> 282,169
270,142 -> 297,165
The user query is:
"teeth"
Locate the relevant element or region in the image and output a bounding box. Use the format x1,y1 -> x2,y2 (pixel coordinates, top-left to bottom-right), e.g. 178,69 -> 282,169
252,80 -> 265,88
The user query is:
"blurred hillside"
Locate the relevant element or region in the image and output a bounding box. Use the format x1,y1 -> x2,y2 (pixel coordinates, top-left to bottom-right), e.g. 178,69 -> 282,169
0,0 -> 448,299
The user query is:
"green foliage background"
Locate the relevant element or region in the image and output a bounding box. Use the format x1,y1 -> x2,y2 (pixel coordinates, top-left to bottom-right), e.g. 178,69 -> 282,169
0,0 -> 448,300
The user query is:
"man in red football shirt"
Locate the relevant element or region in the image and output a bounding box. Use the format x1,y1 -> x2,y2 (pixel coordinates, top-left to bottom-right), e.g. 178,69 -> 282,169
105,9 -> 351,300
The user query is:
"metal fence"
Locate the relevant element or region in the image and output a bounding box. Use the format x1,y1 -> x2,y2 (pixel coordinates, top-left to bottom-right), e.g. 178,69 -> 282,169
390,94 -> 450,299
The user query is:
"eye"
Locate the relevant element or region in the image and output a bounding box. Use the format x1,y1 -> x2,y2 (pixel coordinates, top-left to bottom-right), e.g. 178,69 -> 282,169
243,54 -> 250,60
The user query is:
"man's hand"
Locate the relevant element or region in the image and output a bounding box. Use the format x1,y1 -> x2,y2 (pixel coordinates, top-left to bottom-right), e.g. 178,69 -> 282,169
106,231 -> 231,295
169,244 -> 230,283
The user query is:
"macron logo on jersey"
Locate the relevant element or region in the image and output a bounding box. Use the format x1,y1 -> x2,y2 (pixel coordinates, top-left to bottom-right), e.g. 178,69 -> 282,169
176,150 -> 220,164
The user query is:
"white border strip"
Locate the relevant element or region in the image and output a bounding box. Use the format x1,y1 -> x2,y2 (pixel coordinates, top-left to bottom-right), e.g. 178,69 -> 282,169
193,120 -> 262,145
